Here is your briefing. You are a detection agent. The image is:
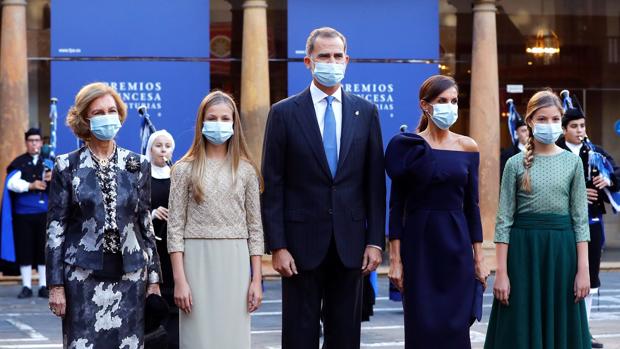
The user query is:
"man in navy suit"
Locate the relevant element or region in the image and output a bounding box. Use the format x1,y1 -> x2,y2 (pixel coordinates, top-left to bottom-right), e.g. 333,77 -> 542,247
261,27 -> 386,349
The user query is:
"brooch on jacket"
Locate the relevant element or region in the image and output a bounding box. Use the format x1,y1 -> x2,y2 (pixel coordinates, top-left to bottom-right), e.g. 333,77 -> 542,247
126,156 -> 141,173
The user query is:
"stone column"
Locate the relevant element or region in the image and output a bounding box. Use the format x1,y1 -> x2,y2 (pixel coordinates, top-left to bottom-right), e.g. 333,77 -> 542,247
0,0 -> 29,192
240,0 -> 270,165
469,0 -> 499,245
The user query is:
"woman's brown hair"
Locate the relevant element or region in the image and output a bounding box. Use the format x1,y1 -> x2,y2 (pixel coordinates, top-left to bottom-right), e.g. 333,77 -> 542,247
520,90 -> 563,192
416,75 -> 458,132
66,82 -> 127,142
175,91 -> 263,203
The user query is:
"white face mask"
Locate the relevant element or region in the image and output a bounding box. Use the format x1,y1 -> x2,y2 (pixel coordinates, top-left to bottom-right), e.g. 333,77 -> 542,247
312,61 -> 347,87
89,114 -> 121,141
533,123 -> 563,144
429,103 -> 458,130
202,121 -> 234,145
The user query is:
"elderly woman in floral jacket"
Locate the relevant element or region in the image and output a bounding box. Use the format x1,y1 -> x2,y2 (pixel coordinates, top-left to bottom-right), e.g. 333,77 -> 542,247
46,82 -> 162,348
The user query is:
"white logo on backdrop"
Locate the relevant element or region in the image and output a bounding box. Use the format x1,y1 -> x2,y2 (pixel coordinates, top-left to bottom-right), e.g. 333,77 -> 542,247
105,81 -> 163,116
343,83 -> 395,117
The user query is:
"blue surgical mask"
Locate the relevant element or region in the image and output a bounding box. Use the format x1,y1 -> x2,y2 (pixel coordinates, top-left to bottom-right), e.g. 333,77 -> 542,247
90,114 -> 121,141
312,61 -> 346,87
429,103 -> 458,130
202,121 -> 234,145
533,123 -> 562,144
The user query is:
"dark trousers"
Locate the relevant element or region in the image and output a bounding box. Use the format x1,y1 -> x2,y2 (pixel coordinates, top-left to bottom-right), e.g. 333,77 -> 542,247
589,221 -> 603,288
282,239 -> 362,349
12,213 -> 46,266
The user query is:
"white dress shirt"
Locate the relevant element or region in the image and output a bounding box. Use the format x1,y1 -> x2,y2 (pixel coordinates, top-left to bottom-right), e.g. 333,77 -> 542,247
566,141 -> 582,155
7,154 -> 39,193
310,81 -> 343,155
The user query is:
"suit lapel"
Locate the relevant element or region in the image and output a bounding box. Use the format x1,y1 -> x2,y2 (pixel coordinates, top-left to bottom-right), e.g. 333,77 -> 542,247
294,88 -> 333,179
337,91 -> 357,175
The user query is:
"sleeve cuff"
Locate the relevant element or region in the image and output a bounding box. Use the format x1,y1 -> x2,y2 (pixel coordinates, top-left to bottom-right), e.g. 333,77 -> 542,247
167,244 -> 184,254
367,244 -> 383,251
493,235 -> 510,244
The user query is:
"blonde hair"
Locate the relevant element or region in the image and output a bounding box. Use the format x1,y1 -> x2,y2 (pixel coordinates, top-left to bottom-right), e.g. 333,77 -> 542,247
521,90 -> 563,192
176,91 -> 263,203
66,82 -> 127,141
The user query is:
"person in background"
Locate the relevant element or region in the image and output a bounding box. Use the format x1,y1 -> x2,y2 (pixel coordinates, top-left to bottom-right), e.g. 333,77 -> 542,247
500,119 -> 529,178
556,96 -> 619,349
146,129 -> 178,349
5,128 -> 50,298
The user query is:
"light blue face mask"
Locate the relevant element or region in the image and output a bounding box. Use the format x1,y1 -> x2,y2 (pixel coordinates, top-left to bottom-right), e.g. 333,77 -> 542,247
429,103 -> 458,130
202,121 -> 234,145
90,114 -> 121,141
533,122 -> 563,144
312,61 -> 346,87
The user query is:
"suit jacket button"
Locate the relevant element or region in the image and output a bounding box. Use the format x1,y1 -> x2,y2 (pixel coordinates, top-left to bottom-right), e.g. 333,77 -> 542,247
328,209 -> 333,215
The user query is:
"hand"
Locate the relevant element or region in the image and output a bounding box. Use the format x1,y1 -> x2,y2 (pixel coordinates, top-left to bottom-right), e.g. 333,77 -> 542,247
153,207 -> 169,221
247,279 -> 263,313
475,259 -> 490,290
29,180 -> 47,191
493,272 -> 511,306
272,249 -> 297,277
147,283 -> 161,297
361,246 -> 382,275
43,170 -> 52,182
574,268 -> 590,303
48,286 -> 66,317
174,279 -> 193,314
388,259 -> 404,292
586,188 -> 598,204
592,175 -> 611,190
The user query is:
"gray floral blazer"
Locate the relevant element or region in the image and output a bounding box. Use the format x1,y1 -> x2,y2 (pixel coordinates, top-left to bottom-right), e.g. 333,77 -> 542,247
45,146 -> 162,286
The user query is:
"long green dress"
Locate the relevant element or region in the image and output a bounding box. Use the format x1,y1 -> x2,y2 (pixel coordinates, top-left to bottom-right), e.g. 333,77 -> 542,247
484,150 -> 591,349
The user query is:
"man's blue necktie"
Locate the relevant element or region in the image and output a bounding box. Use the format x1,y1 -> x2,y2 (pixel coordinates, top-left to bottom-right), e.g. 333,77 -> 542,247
323,95 -> 338,177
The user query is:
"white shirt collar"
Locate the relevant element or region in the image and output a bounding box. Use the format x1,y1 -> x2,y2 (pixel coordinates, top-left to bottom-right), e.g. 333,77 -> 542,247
151,164 -> 171,179
310,81 -> 342,105
566,141 -> 582,155
517,143 -> 526,152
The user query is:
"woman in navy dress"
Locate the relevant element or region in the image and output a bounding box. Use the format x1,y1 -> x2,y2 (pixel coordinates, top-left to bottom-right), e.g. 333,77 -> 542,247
386,75 -> 489,348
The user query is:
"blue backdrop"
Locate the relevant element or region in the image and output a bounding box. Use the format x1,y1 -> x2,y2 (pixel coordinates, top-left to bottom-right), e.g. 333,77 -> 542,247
287,0 -> 438,59
51,0 -> 210,57
51,61 -> 211,157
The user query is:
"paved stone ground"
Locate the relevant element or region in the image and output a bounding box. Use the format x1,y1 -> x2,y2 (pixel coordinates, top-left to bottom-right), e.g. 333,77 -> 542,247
0,272 -> 619,348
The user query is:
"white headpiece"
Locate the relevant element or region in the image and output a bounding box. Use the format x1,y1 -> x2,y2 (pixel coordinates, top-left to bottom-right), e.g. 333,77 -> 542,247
145,130 -> 175,162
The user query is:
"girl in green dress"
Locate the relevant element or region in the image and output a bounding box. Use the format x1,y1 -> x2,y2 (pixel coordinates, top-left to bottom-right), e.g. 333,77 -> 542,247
485,90 -> 591,349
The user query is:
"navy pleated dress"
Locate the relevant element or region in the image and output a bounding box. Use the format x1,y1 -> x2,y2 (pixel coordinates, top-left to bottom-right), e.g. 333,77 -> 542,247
385,133 -> 483,349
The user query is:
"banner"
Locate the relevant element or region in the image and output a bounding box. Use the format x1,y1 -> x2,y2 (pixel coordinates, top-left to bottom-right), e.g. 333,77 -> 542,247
287,0 -> 438,59
51,0 -> 210,57
51,61 -> 211,157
